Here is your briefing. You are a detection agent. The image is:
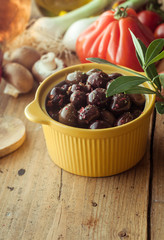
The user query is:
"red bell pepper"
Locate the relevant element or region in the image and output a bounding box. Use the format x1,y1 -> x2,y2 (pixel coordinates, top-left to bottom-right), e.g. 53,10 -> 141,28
76,8 -> 155,71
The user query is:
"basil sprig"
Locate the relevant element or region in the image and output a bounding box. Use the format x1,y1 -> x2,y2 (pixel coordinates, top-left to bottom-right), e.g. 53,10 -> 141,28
87,31 -> 164,114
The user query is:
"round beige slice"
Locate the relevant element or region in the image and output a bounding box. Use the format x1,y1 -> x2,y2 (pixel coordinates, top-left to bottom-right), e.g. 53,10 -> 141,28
0,116 -> 26,158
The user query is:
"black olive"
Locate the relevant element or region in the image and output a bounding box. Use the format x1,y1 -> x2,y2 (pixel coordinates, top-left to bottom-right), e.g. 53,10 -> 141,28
128,94 -> 145,106
46,69 -> 145,129
61,83 -> 70,92
109,94 -> 131,114
48,86 -> 66,99
67,83 -> 90,95
106,80 -> 113,90
78,105 -> 100,127
86,68 -> 102,75
65,71 -> 88,84
70,90 -> 86,110
58,103 -> 77,127
89,120 -> 111,129
106,73 -> 123,90
86,71 -> 109,89
108,73 -> 123,80
87,88 -> 109,108
46,86 -> 67,110
115,112 -> 133,126
47,109 -> 59,121
100,110 -> 115,126
131,109 -> 142,119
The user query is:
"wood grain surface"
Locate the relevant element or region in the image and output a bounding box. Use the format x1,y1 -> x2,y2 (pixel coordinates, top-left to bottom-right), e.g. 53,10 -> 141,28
151,113 -> 164,240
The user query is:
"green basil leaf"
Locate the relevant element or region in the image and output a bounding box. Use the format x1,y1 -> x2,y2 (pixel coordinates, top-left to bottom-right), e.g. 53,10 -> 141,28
145,63 -> 161,90
145,39 -> 164,66
106,76 -> 146,97
155,101 -> 164,114
138,39 -> 147,56
136,52 -> 142,67
145,63 -> 158,79
153,74 -> 164,87
146,51 -> 164,68
87,57 -> 145,78
125,86 -> 156,94
129,30 -> 145,67
136,40 -> 147,68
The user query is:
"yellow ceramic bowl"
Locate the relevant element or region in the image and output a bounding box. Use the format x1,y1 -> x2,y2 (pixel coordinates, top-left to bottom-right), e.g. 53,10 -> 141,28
25,63 -> 155,177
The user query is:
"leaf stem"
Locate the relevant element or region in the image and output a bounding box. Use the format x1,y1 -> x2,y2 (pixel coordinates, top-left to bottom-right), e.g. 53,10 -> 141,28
145,73 -> 160,95
148,79 -> 164,99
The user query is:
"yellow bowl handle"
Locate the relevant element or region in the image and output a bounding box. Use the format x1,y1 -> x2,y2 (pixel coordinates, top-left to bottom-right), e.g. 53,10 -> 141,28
24,100 -> 50,125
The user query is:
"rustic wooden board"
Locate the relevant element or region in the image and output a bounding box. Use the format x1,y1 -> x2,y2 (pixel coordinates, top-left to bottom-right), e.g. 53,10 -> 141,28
2,1 -> 163,238
151,113 -> 164,240
0,77 -> 151,240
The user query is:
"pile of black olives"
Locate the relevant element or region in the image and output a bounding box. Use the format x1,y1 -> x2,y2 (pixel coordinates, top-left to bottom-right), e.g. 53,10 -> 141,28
46,69 -> 145,129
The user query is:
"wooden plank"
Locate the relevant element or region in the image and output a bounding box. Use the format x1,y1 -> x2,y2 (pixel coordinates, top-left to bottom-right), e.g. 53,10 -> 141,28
151,113 -> 164,240
151,59 -> 164,240
0,77 -> 151,239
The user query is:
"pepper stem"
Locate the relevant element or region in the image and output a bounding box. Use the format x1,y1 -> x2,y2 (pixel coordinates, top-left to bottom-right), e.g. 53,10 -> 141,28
114,7 -> 128,20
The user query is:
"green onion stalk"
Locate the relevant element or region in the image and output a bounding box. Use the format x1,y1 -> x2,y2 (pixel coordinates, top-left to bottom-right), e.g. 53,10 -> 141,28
118,0 -> 149,10
31,0 -> 115,38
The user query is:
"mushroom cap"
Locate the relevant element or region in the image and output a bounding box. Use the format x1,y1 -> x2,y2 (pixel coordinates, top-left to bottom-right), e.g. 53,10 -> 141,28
10,46 -> 41,71
2,62 -> 34,93
32,52 -> 65,83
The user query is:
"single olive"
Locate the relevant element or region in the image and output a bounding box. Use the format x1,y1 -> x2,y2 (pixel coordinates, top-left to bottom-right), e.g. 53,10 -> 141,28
89,120 -> 111,129
100,110 -> 115,126
86,68 -> 102,75
131,109 -> 142,119
109,94 -> 131,114
86,71 -> 109,89
115,112 -> 133,126
128,94 -> 145,106
65,71 -> 88,84
108,73 -> 123,80
61,83 -> 70,92
47,109 -> 59,121
46,86 -> 67,109
49,86 -> 66,98
58,103 -> 77,127
68,83 -> 90,95
106,80 -> 113,90
70,90 -> 86,110
78,105 -> 100,127
87,88 -> 109,108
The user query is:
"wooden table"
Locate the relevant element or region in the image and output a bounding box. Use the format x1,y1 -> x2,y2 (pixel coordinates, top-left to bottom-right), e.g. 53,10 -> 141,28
0,67 -> 164,240
0,2 -> 164,240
